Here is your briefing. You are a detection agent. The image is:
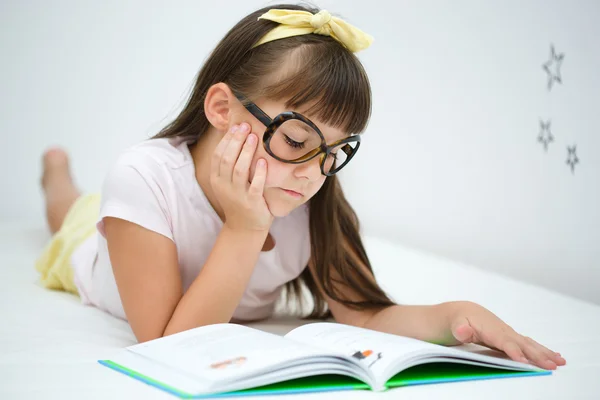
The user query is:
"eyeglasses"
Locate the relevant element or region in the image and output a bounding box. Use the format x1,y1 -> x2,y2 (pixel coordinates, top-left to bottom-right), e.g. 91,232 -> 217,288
233,91 -> 361,177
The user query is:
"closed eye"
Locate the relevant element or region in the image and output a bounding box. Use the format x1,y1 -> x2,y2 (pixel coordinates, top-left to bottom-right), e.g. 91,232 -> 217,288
284,134 -> 305,149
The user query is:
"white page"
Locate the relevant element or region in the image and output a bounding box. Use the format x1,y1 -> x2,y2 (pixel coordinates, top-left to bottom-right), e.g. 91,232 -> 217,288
106,352 -> 364,396
285,322 -> 447,379
106,351 -> 215,395
127,323 -> 331,383
217,361 -> 372,394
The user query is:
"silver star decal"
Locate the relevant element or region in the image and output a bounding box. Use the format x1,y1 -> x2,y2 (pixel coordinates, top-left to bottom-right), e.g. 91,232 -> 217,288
542,44 -> 564,91
538,120 -> 554,152
566,145 -> 579,174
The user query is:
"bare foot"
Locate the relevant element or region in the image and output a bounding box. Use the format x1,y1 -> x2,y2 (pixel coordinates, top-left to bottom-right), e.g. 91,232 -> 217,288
41,147 -> 81,234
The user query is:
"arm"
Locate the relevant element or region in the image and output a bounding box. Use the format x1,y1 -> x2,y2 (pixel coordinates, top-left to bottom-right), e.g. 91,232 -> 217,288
308,237 -> 566,370
104,122 -> 272,343
306,240 -> 456,344
104,217 -> 268,343
360,302 -> 463,345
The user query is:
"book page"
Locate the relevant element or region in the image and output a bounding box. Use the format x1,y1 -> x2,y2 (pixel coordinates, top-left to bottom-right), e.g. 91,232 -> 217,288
126,323 -> 330,384
285,322 -> 445,379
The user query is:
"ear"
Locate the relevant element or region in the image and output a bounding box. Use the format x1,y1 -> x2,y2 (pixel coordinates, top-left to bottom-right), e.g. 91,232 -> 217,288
204,82 -> 235,133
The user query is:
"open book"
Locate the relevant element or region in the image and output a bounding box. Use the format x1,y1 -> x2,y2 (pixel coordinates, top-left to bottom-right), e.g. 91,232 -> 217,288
99,322 -> 551,398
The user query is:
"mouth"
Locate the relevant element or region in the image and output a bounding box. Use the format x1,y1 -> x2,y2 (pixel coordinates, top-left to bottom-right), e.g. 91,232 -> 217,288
281,188 -> 304,198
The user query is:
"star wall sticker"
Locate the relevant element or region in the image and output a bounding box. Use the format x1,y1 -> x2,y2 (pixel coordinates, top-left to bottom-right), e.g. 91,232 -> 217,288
566,145 -> 579,174
538,119 -> 554,151
542,44 -> 564,91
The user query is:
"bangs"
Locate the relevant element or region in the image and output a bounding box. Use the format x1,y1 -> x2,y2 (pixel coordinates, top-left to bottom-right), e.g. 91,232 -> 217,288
258,40 -> 372,134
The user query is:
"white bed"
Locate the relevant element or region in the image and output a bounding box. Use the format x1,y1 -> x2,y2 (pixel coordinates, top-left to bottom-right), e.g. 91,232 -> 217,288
1,222 -> 598,399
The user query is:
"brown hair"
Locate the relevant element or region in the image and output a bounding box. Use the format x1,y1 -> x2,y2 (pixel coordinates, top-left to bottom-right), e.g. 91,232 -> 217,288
154,3 -> 395,319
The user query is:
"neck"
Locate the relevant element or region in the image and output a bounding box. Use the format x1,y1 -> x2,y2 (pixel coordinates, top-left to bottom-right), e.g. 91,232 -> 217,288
189,128 -> 226,222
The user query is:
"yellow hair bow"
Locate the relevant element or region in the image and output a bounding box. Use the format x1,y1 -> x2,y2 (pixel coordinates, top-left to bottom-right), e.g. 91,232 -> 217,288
254,9 -> 373,53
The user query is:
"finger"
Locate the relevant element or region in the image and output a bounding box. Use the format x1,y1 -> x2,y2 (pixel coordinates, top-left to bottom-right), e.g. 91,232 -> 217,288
232,133 -> 258,189
451,317 -> 476,344
464,322 -> 508,353
211,126 -> 236,178
520,337 -> 558,370
554,354 -> 567,366
501,340 -> 529,364
249,159 -> 267,198
524,336 -> 566,367
529,339 -> 567,366
220,124 -> 250,180
453,324 -> 476,344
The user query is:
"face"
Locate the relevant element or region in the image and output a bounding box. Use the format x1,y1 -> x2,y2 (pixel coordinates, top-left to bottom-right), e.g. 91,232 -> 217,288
231,98 -> 350,218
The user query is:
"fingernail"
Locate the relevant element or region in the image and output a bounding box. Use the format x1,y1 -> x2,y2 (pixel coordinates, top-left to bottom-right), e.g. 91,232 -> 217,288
231,125 -> 239,133
247,134 -> 256,144
520,357 -> 529,364
239,123 -> 249,133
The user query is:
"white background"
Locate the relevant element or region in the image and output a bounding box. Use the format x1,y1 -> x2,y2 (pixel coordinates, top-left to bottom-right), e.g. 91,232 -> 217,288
1,0 -> 598,303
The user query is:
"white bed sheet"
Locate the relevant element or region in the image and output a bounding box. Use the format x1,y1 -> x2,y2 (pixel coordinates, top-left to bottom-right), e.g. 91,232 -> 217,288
1,222 -> 598,399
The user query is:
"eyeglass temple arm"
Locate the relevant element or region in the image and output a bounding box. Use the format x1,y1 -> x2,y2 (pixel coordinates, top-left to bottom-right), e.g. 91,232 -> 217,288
233,91 -> 272,127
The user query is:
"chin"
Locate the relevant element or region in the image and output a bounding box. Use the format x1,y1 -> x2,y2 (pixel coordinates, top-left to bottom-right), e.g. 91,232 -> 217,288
265,200 -> 294,218
264,190 -> 303,218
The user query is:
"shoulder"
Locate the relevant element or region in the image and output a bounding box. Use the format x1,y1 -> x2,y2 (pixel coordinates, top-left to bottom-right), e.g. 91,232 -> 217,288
97,137 -> 196,240
111,137 -> 194,174
102,136 -> 197,192
100,136 -> 198,208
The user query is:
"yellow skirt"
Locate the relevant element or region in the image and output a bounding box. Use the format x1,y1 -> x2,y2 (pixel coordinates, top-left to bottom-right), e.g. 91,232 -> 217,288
35,193 -> 101,294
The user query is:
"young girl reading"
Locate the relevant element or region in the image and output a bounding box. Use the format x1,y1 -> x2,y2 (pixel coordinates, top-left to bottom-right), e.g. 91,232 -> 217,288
36,4 -> 565,371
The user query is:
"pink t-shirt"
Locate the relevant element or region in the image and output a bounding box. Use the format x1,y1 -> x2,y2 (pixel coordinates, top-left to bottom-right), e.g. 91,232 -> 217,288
70,137 -> 311,322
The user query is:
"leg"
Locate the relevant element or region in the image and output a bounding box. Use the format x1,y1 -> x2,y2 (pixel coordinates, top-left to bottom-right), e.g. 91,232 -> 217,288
41,147 -> 81,234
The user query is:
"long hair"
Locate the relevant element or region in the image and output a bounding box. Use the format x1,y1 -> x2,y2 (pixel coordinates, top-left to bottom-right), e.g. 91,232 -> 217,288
154,3 -> 395,319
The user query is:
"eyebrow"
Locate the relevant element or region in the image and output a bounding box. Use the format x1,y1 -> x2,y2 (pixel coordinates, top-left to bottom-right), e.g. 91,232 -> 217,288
296,112 -> 349,140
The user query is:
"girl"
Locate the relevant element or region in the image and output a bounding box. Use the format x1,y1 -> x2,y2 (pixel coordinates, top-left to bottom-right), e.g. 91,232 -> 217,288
37,4 -> 565,371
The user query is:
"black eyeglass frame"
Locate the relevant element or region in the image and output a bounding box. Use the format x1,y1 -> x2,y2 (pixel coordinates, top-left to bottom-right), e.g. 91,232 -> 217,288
233,91 -> 361,177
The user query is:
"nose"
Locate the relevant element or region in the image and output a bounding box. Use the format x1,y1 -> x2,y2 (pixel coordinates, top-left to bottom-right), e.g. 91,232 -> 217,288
294,154 -> 323,181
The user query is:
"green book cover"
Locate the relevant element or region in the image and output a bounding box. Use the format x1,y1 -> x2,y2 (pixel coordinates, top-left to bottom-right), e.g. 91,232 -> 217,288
99,359 -> 551,398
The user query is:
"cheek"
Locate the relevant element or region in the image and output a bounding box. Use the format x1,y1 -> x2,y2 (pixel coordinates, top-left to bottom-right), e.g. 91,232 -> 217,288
304,177 -> 326,198
247,144 -> 281,187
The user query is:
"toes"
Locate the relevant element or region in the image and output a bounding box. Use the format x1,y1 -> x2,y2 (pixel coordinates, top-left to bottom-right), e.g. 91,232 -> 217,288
43,147 -> 69,169
41,147 -> 72,189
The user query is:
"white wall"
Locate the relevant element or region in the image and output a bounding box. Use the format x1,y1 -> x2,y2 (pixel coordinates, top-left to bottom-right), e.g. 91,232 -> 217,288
341,0 -> 600,305
1,1 -> 598,303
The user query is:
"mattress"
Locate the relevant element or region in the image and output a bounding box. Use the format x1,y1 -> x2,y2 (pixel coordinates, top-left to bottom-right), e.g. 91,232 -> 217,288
1,222 -> 598,399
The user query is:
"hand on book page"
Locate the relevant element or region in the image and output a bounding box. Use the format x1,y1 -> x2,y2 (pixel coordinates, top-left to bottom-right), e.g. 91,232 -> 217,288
447,302 -> 566,370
